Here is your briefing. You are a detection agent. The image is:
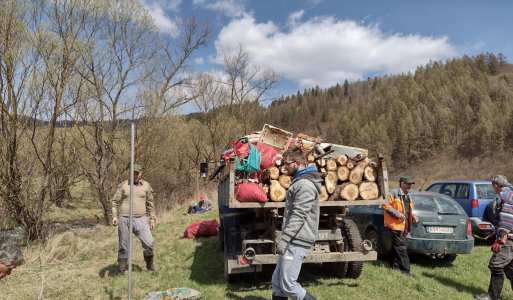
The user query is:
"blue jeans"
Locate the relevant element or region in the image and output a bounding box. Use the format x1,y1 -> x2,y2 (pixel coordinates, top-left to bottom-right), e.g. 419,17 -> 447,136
272,243 -> 311,300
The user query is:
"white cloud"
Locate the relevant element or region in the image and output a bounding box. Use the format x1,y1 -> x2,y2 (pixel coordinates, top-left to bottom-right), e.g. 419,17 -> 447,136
215,15 -> 457,88
140,0 -> 179,36
195,57 -> 205,65
288,10 -> 304,26
193,0 -> 246,18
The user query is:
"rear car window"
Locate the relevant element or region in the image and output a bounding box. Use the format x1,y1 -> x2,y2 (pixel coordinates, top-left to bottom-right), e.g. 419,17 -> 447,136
412,194 -> 465,215
476,184 -> 496,199
426,183 -> 442,193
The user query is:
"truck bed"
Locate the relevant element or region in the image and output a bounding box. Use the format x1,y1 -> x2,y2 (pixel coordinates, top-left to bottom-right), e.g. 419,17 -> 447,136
218,144 -> 388,209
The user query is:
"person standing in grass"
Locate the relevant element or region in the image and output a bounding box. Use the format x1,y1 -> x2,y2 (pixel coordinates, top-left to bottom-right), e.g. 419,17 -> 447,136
475,175 -> 513,300
111,163 -> 158,274
0,239 -> 24,280
271,146 -> 321,300
383,176 -> 419,276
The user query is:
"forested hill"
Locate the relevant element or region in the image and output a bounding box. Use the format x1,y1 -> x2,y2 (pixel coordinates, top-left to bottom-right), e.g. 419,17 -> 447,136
256,53 -> 513,170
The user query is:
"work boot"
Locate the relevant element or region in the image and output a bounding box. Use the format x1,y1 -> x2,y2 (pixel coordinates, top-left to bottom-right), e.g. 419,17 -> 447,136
117,258 -> 128,274
271,294 -> 287,300
144,255 -> 159,274
304,291 -> 317,300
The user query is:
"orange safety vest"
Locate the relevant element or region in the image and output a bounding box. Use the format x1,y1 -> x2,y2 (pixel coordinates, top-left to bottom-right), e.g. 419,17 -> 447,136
383,188 -> 414,233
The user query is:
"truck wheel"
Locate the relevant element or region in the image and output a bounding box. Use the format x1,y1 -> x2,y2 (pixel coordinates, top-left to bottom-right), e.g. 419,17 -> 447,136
342,219 -> 364,279
323,258 -> 348,278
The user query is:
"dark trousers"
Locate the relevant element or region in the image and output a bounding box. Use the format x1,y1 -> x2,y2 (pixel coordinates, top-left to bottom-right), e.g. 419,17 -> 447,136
487,240 -> 513,299
389,229 -> 410,273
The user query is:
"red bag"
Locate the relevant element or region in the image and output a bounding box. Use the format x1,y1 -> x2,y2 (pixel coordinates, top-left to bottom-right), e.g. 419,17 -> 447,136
221,140 -> 250,162
256,143 -> 280,169
183,219 -> 219,238
235,182 -> 268,203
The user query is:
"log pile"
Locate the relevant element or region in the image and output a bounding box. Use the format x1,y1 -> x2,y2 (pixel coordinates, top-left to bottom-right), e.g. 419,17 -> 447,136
262,154 -> 380,202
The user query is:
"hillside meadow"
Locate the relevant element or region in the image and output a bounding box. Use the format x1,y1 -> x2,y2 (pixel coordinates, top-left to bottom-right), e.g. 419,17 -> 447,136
1,187 -> 512,300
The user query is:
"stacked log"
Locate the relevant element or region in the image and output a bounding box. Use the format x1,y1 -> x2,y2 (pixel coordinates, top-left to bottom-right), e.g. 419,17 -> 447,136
266,155 -> 380,202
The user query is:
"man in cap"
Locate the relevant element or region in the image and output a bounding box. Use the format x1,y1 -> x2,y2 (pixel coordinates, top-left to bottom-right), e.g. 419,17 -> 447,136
0,239 -> 24,280
111,163 -> 158,274
383,177 -> 419,276
476,175 -> 513,300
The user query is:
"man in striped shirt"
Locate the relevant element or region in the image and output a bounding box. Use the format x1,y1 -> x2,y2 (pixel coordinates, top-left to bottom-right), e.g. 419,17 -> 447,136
476,175 -> 513,300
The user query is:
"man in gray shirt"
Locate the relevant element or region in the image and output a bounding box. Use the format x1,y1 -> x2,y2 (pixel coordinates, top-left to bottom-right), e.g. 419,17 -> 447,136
272,147 -> 321,300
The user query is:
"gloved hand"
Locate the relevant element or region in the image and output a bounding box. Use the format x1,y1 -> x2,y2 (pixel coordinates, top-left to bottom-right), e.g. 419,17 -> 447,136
491,241 -> 502,252
112,217 -> 118,226
150,219 -> 156,231
276,240 -> 288,255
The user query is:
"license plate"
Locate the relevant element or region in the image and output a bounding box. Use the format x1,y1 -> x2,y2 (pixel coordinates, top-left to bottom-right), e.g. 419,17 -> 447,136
427,226 -> 453,234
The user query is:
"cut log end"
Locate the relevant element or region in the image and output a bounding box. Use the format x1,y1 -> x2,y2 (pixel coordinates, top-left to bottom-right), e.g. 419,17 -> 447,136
340,182 -> 359,201
359,181 -> 379,200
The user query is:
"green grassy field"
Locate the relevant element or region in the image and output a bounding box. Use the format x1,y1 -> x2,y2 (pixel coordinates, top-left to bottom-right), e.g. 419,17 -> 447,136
1,197 -> 512,300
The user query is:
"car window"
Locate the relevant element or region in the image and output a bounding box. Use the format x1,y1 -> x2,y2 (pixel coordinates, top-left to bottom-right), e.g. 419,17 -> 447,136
476,184 -> 496,199
455,184 -> 469,198
440,184 -> 457,197
413,194 -> 465,215
426,183 -> 442,193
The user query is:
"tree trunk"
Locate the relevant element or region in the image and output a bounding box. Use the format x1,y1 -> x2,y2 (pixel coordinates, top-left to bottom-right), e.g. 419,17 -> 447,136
349,158 -> 369,184
269,166 -> 280,180
325,171 -> 338,194
326,159 -> 337,171
278,175 -> 292,189
340,182 -> 359,201
319,185 -> 329,202
270,180 -> 286,202
336,154 -> 348,166
337,166 -> 350,181
359,182 -> 379,200
364,166 -> 376,182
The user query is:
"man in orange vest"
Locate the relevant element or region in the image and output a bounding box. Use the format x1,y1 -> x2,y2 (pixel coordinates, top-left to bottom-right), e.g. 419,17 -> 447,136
383,177 -> 419,276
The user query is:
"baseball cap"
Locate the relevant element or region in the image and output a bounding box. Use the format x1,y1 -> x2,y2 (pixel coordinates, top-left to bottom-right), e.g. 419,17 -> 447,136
133,164 -> 142,172
399,177 -> 415,184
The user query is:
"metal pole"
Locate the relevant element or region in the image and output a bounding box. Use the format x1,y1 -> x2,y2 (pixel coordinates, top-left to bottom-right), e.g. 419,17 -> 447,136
128,123 -> 135,299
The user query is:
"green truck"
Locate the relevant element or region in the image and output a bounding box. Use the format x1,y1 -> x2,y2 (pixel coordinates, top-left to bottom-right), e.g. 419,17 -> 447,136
215,141 -> 389,282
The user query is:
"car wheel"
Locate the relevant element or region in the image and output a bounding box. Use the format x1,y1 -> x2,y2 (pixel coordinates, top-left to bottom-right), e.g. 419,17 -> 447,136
342,219 -> 364,279
441,254 -> 457,263
365,229 -> 379,252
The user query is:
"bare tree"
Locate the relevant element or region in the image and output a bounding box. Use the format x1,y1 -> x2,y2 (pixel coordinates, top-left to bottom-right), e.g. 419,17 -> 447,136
0,0 -> 92,239
222,44 -> 279,131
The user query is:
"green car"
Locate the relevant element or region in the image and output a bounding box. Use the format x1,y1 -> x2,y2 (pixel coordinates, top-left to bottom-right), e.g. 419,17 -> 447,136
347,191 -> 474,262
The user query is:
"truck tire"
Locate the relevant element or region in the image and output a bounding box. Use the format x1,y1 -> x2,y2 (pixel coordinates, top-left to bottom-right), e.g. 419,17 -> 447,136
342,219 -> 364,279
323,255 -> 348,278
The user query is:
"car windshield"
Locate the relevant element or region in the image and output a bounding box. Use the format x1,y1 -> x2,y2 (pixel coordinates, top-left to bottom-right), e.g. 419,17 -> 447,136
476,184 -> 496,199
412,194 -> 465,215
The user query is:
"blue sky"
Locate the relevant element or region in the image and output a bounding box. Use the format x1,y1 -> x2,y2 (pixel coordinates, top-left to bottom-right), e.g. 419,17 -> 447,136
140,0 -> 513,106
